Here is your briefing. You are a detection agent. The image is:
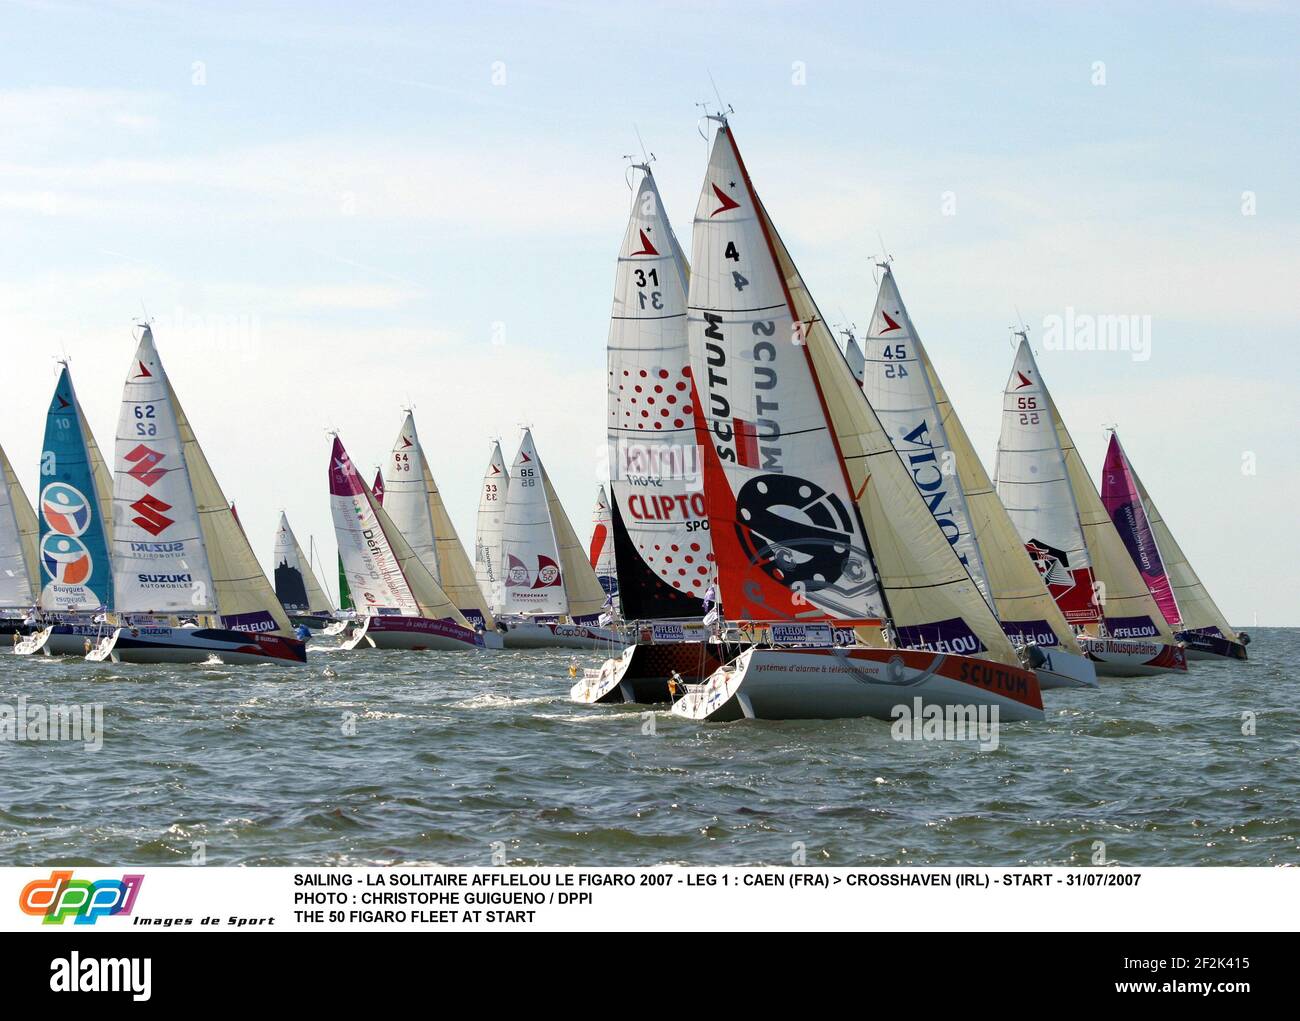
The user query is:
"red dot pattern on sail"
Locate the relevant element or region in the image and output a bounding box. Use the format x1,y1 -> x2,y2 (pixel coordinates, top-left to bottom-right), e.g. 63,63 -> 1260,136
710,183 -> 741,217
617,364 -> 692,432
630,229 -> 658,256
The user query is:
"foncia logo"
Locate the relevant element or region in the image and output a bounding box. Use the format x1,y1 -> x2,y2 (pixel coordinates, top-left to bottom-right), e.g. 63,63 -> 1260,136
19,870 -> 144,925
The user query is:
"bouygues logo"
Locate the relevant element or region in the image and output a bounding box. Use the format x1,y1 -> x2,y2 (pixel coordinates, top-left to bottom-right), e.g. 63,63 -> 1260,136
19,870 -> 144,925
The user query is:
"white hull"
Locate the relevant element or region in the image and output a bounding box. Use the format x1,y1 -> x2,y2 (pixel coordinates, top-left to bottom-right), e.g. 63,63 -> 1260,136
672,646 -> 1044,723
1024,645 -> 1099,690
500,619 -> 627,650
569,639 -> 744,705
339,614 -> 500,652
85,625 -> 307,665
14,623 -> 110,657
321,619 -> 352,636
1078,635 -> 1188,677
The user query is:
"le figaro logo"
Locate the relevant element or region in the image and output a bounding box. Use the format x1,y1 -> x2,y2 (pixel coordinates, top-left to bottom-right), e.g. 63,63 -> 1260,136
19,869 -> 144,925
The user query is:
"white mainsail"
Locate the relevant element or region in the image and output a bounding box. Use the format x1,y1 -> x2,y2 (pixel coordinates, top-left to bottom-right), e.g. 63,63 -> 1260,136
687,123 -> 886,626
1129,461 -> 1237,641
994,338 -> 1100,625
694,122 -> 1019,664
473,440 -> 508,609
110,327 -> 217,616
923,334 -> 1084,655
383,411 -> 438,580
498,430 -> 567,616
274,511 -> 331,613
861,265 -> 992,608
0,442 -> 39,609
606,167 -> 714,619
384,411 -> 492,629
329,435 -> 468,625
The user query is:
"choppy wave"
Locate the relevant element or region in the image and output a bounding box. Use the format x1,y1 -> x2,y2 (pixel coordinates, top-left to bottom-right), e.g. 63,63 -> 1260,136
0,629 -> 1295,866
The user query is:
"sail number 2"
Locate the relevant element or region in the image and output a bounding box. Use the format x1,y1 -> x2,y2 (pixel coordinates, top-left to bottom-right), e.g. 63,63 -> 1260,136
134,404 -> 157,436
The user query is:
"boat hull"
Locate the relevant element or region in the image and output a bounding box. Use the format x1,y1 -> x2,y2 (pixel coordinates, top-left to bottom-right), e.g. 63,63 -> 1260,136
1078,636 -> 1188,676
340,615 -> 500,651
671,646 -> 1044,723
569,639 -> 743,705
1023,645 -> 1099,690
289,613 -> 335,631
14,622 -> 108,657
1176,630 -> 1248,662
86,625 -> 307,665
500,619 -> 627,650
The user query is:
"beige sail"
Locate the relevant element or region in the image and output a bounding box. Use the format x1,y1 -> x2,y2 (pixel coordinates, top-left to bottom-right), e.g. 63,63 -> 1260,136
758,199 -> 1020,668
368,476 -> 469,626
169,381 -> 293,636
0,442 -> 40,599
925,354 -> 1084,655
542,472 -> 607,622
423,458 -> 495,629
1048,394 -> 1176,642
1129,463 -> 1237,640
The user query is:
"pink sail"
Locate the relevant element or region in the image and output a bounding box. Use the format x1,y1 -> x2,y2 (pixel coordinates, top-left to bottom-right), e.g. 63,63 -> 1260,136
1100,433 -> 1180,628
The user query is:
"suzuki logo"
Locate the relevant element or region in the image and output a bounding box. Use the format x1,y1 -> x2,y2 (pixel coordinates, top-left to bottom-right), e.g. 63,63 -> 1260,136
130,494 -> 174,536
125,444 -> 167,487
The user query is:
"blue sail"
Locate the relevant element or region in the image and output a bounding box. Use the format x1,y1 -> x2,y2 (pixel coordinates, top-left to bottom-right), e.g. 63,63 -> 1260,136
37,366 -> 114,611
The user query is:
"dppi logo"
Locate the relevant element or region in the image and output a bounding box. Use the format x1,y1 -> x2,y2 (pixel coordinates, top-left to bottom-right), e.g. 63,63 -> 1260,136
41,482 -> 92,536
19,870 -> 144,925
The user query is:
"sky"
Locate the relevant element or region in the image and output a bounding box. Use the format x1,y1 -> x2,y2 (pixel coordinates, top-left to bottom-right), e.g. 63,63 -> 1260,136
1,0 -> 1296,624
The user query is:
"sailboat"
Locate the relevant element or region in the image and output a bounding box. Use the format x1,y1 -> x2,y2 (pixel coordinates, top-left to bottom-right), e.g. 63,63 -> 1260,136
382,410 -> 493,630
0,440 -> 40,639
329,435 -> 498,651
15,364 -> 117,656
473,440 -> 508,610
570,162 -> 732,705
994,337 -> 1187,676
670,118 -> 1043,723
588,485 -> 618,609
495,429 -> 623,649
860,265 -> 1097,689
1101,430 -> 1248,661
86,326 -> 306,664
272,511 -> 334,629
321,551 -> 356,636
